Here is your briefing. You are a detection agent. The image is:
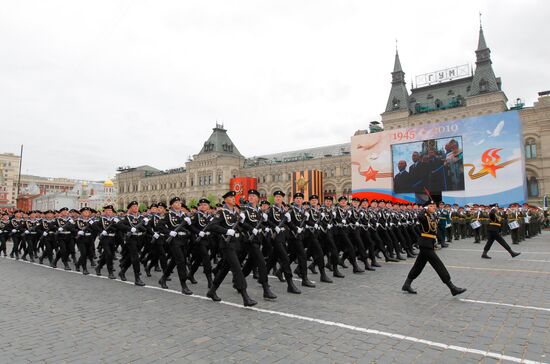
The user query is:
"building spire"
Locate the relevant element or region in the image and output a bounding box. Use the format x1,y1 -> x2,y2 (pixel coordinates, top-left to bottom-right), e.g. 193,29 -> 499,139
384,45 -> 410,113
469,20 -> 500,96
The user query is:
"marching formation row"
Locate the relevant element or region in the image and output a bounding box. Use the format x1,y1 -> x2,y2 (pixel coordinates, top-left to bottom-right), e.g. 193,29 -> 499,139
0,190 -> 541,306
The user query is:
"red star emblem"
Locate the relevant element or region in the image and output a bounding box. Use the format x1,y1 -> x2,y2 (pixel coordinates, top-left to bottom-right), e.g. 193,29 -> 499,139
360,167 -> 379,182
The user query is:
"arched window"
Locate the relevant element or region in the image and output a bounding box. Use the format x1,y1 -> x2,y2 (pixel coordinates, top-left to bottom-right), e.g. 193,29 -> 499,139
527,176 -> 539,197
525,139 -> 537,160
479,79 -> 489,93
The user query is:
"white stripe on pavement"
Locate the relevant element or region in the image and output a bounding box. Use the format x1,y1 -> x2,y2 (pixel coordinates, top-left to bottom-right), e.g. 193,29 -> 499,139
0,256 -> 543,364
446,248 -> 550,255
460,298 -> 550,313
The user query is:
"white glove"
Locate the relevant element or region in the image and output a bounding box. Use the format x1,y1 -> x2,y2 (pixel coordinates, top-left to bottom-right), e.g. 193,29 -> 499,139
12,229 -> 17,233
78,231 -> 85,236
321,212 -> 325,218
153,232 -> 160,239
342,219 -> 346,224
275,226 -> 281,234
327,224 -> 333,229
285,212 -> 291,221
305,212 -> 310,218
314,223 -> 319,229
332,211 -> 337,217
297,227 -> 303,234
252,228 -> 259,235
199,231 -> 206,237
360,212 -> 364,218
101,230 -> 108,236
131,227 -> 137,233
376,222 -> 380,227
24,230 -> 30,234
169,231 -> 177,237
355,222 -> 360,226
42,232 -> 47,237
348,210 -> 353,216
264,227 -> 270,232
58,227 -> 63,232
114,218 -> 120,223
226,229 -> 235,236
143,217 -> 149,224
184,217 -> 192,225
262,213 -> 268,221
240,212 -> 246,220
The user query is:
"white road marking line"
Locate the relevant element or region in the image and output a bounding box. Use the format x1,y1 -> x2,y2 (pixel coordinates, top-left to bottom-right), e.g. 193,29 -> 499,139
446,265 -> 550,275
460,299 -> 550,313
509,259 -> 550,263
446,248 -> 550,255
0,256 -> 543,364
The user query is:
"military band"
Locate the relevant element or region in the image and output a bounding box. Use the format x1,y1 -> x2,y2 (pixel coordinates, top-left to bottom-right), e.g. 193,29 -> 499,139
0,191 -> 544,306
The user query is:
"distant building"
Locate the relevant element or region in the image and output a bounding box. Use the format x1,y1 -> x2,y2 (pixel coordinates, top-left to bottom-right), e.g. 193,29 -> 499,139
32,179 -> 117,211
0,153 -> 22,208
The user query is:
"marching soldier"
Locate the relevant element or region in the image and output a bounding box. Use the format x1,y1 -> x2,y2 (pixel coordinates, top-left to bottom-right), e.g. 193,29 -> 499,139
402,200 -> 467,296
116,201 -> 148,286
482,205 -> 521,260
53,207 -> 75,270
93,205 -> 119,279
74,207 -> 95,275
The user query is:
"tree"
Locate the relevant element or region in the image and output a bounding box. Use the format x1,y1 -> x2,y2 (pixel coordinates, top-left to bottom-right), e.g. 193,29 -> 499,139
187,198 -> 198,209
138,202 -> 147,213
267,195 -> 275,205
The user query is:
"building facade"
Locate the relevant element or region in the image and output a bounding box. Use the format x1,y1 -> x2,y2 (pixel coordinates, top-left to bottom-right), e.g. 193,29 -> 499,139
116,25 -> 549,208
0,153 -> 22,208
32,180 -> 117,211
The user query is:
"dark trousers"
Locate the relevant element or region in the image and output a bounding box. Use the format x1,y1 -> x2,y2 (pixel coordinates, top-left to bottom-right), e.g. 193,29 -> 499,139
407,247 -> 451,284
267,234 -> 292,275
54,237 -> 70,264
149,242 -> 168,272
319,230 -> 339,266
23,234 -> 37,258
120,238 -> 141,275
213,238 -> 246,290
97,238 -> 115,272
76,237 -> 93,269
484,231 -> 513,254
10,235 -> 21,257
189,239 -> 212,277
288,236 -> 308,278
510,228 -> 519,244
304,232 -> 325,269
335,230 -> 357,264
473,228 -> 481,243
164,238 -> 189,288
0,236 -> 6,255
40,237 -> 54,263
242,240 -> 268,284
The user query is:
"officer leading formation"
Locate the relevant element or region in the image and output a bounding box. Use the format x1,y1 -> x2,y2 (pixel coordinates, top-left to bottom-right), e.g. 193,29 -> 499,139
0,191 -> 542,307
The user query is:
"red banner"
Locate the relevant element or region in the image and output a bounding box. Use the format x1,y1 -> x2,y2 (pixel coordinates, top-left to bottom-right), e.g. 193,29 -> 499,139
230,177 -> 257,205
291,170 -> 323,201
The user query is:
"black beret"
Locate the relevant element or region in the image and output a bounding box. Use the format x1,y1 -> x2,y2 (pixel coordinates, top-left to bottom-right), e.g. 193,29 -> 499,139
423,200 -> 436,207
361,198 -> 369,203
45,210 -> 54,215
351,197 -> 360,202
59,207 -> 69,212
127,201 -> 138,209
293,192 -> 304,199
273,190 -> 285,197
149,203 -> 158,209
157,202 -> 167,209
169,197 -> 181,205
310,194 -> 319,200
222,191 -> 236,199
260,200 -> 270,206
248,189 -> 260,197
337,196 -> 348,202
103,205 -> 115,211
324,196 -> 334,201
198,198 -> 210,205
79,207 -> 91,213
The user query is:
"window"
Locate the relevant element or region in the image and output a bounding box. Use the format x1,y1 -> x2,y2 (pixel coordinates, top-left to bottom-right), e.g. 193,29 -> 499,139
527,176 -> 539,197
479,79 -> 489,93
525,139 -> 537,159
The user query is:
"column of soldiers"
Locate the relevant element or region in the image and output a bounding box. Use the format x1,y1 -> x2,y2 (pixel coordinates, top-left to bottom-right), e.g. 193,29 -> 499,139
0,193 -> 544,306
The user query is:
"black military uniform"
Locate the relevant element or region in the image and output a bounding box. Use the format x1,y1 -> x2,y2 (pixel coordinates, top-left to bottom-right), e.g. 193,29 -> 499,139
74,207 -> 95,275
93,205 -> 119,279
53,208 -> 76,270
334,196 -> 365,273
402,201 -> 466,296
37,211 -> 57,265
157,197 -> 193,295
318,196 -> 345,278
304,195 -> 334,281
21,212 -> 40,262
187,199 -> 214,288
206,191 -> 257,307
287,193 -> 316,287
481,206 -> 520,260
144,203 -> 169,278
116,201 -> 147,286
1,214 -> 11,256
8,210 -> 25,260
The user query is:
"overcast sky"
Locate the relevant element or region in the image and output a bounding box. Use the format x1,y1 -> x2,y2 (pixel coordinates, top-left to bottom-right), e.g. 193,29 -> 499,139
2,0 -> 549,181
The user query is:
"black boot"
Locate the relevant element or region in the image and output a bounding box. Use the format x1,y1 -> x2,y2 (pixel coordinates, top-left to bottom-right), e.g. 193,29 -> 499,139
108,270 -> 116,279
372,261 -> 381,268
39,256 -> 44,265
188,274 -> 198,284
75,263 -> 80,272
119,270 -> 127,281
241,289 -> 257,307
207,285 -> 222,302
308,262 -> 318,275
82,268 -> 89,275
158,275 -> 169,289
64,262 -> 71,271
396,253 -> 406,261
363,259 -> 375,271
402,278 -> 417,294
275,268 -> 286,282
95,265 -> 102,276
510,251 -> 521,258
481,251 -> 491,259
293,267 -> 302,279
446,281 -> 466,296
181,282 -> 193,295
338,258 -> 348,268
301,278 -> 316,288
134,274 -> 146,287
332,264 -> 345,278
285,273 -> 301,294
320,268 -> 333,283
262,282 -> 277,300
145,265 -> 152,277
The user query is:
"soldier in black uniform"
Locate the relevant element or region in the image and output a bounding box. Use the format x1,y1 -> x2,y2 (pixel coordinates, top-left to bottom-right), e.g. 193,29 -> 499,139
402,200 -> 467,296
265,190 -> 301,294
187,198 -> 214,288
1,213 -> 11,256
206,191 -> 257,307
21,210 -> 40,262
37,210 -> 57,266
481,205 -> 521,260
8,209 -> 25,260
304,194 -> 334,282
287,192 -> 316,287
74,207 -> 95,275
53,207 -> 75,270
318,196 -> 346,278
93,205 -> 119,279
144,202 -> 169,278
116,201 -> 148,286
239,189 -> 277,299
334,196 -> 365,273
157,197 -> 193,295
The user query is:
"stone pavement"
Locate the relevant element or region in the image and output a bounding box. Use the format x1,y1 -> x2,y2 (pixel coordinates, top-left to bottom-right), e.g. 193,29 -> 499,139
1,233 -> 550,363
